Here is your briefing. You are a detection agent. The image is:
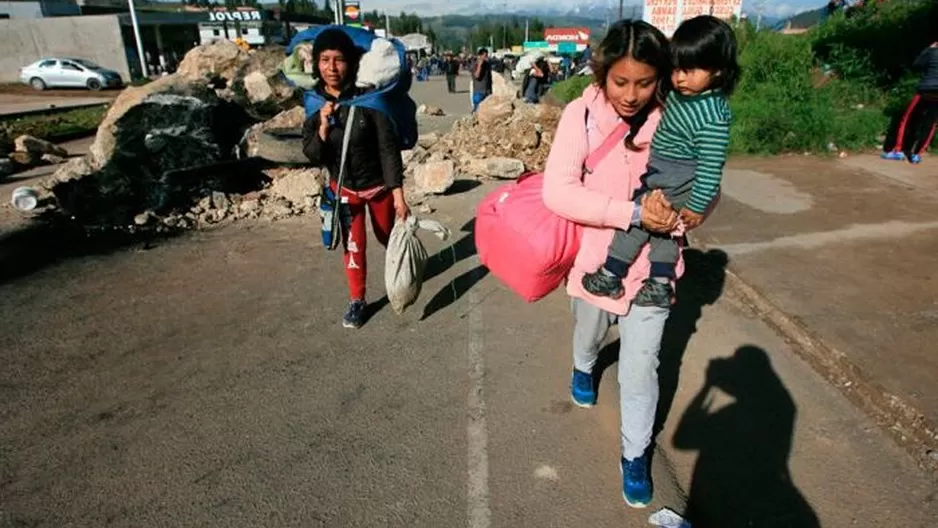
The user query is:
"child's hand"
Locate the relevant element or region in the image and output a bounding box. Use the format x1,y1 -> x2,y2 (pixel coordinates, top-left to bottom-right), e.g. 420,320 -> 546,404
679,208 -> 705,230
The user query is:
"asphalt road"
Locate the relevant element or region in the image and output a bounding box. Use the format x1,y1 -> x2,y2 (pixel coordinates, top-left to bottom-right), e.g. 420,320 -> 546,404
2,74 -> 936,528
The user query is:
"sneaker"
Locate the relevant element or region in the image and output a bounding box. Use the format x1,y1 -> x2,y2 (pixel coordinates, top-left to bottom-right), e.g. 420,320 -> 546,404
621,454 -> 653,508
910,154 -> 922,164
571,369 -> 596,407
880,150 -> 906,161
342,299 -> 366,329
582,270 -> 625,299
633,279 -> 673,308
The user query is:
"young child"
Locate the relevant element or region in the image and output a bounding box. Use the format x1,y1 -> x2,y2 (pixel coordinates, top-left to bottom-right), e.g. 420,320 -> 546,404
582,15 -> 739,307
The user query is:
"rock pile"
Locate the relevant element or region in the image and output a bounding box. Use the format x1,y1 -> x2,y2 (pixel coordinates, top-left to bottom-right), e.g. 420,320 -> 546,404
140,167 -> 324,231
41,40 -> 305,228
0,134 -> 69,177
403,95 -> 562,194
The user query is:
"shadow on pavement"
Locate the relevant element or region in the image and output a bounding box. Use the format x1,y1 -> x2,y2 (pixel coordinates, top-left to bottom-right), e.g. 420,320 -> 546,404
420,218 -> 488,320
673,345 -> 820,528
444,179 -> 482,196
592,248 -> 728,428
0,219 -> 169,286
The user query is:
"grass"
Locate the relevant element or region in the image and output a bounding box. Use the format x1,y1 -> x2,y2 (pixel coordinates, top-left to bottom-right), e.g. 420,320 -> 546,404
0,105 -> 107,144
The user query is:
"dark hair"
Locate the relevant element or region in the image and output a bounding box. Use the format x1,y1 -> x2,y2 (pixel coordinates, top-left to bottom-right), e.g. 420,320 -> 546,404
591,20 -> 671,151
477,47 -> 488,56
312,28 -> 361,89
671,15 -> 740,95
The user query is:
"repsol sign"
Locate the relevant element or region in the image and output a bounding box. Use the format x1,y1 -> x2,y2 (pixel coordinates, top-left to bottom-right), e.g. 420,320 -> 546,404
208,10 -> 262,22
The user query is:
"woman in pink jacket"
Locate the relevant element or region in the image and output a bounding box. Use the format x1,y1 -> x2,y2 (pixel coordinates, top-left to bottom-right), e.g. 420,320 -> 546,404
542,20 -> 686,508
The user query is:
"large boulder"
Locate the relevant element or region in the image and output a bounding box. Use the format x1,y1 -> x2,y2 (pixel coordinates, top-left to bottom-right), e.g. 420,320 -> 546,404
414,161 -> 455,194
477,96 -> 514,126
177,42 -> 300,121
14,135 -> 68,158
176,40 -> 249,83
491,72 -> 517,99
51,75 -> 255,226
268,167 -> 322,210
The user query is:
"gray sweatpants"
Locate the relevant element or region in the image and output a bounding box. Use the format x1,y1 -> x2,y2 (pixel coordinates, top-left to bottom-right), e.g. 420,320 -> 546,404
572,298 -> 670,459
605,153 -> 697,278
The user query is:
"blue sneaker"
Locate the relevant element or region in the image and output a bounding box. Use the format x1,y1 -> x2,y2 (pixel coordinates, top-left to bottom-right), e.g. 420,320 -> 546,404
881,151 -> 906,161
342,299 -> 366,329
570,369 -> 596,407
621,454 -> 653,508
910,154 -> 922,164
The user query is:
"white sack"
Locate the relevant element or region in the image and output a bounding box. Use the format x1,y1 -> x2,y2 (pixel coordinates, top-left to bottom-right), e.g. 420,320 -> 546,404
385,215 -> 450,314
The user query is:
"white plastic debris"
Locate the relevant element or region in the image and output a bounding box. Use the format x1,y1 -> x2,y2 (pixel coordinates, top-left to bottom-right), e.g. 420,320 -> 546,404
649,507 -> 692,528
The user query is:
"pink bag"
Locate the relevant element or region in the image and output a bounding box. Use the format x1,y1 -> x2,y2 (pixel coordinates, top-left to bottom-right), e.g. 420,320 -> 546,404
475,113 -> 629,302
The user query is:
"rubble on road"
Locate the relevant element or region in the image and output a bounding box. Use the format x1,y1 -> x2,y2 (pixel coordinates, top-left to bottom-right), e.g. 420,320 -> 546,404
402,96 -> 562,191
31,40 -> 312,231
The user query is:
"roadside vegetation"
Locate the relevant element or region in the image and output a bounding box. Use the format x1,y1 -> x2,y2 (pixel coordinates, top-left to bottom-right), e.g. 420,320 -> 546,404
549,0 -> 937,154
0,105 -> 107,145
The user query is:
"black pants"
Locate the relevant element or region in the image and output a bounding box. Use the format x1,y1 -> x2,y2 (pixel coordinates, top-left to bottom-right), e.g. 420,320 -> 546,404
908,91 -> 938,156
446,75 -> 456,93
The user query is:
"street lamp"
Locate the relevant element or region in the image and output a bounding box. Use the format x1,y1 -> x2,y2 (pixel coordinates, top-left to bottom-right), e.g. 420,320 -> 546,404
127,0 -> 148,78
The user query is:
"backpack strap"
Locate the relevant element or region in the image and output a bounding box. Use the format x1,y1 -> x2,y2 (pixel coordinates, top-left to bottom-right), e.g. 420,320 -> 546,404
583,107 -> 630,174
328,104 -> 357,250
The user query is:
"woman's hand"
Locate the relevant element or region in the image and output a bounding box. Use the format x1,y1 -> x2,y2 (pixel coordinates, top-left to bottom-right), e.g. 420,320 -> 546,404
679,208 -> 705,230
318,102 -> 335,141
391,188 -> 410,220
639,190 -> 678,233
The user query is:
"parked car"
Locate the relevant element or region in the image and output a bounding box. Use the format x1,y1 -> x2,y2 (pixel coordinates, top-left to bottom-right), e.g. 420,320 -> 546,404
19,58 -> 123,91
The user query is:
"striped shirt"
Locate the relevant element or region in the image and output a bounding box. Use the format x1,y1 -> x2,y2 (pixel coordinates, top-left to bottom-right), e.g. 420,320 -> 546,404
651,90 -> 732,213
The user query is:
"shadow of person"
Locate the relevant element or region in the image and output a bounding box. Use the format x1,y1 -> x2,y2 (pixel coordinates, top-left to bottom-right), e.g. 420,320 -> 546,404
420,218 -> 489,320
673,345 -> 820,528
592,248 -> 728,418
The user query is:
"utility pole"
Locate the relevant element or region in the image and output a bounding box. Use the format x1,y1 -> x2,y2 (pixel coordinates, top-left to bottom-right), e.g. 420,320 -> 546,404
618,0 -> 623,19
127,0 -> 148,78
385,13 -> 391,36
334,0 -> 342,25
524,18 -> 529,43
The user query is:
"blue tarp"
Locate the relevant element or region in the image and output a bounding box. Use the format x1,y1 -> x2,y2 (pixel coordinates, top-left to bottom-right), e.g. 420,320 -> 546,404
286,25 -> 417,150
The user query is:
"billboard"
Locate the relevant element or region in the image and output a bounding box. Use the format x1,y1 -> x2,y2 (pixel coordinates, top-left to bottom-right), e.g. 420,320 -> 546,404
643,0 -> 743,37
544,27 -> 591,47
343,1 -> 361,25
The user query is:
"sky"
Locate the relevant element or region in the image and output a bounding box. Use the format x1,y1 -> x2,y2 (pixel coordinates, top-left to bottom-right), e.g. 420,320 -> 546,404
353,0 -> 820,20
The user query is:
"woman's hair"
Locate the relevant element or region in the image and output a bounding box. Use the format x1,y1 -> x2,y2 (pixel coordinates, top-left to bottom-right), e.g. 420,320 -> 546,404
591,20 -> 671,151
312,28 -> 362,89
671,15 -> 741,96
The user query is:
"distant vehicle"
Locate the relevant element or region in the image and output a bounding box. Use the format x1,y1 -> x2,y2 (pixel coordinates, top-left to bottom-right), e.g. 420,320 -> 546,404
19,58 -> 123,91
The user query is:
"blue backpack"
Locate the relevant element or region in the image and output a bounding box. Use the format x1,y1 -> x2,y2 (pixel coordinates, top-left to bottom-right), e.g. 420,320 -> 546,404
286,25 -> 418,150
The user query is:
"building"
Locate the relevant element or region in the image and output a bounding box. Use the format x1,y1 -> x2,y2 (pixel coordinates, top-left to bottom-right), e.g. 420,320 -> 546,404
0,3 -> 329,83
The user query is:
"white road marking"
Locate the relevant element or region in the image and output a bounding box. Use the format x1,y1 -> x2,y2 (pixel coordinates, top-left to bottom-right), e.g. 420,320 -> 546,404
467,287 -> 491,528
719,220 -> 938,256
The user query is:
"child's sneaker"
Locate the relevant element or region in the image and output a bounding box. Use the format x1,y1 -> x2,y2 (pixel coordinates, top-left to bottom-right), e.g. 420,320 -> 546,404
571,369 -> 596,407
881,150 -> 906,161
910,154 -> 922,164
582,270 -> 625,299
621,454 -> 653,508
633,279 -> 673,308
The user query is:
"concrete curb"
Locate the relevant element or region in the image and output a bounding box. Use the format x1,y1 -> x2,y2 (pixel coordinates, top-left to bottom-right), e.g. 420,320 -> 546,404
0,102 -> 110,121
690,237 -> 938,472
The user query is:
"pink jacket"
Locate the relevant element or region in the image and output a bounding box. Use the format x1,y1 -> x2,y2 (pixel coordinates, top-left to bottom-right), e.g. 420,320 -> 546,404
542,84 -> 684,315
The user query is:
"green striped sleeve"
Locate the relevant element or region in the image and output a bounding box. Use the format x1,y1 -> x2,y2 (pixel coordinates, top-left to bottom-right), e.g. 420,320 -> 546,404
687,115 -> 730,213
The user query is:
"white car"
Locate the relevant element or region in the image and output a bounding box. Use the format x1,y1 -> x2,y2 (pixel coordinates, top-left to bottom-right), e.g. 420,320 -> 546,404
19,58 -> 123,91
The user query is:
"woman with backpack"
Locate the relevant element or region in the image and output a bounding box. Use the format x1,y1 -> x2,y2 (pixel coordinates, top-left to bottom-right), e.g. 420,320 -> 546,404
302,28 -> 411,329
542,19 -> 718,507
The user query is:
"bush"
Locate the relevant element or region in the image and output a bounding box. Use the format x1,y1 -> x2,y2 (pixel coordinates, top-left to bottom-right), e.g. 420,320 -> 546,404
549,75 -> 593,104
729,28 -> 886,154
